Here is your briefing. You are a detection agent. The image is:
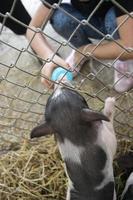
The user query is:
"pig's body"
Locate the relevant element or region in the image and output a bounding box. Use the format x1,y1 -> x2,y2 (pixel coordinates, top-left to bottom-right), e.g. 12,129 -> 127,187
31,86 -> 117,200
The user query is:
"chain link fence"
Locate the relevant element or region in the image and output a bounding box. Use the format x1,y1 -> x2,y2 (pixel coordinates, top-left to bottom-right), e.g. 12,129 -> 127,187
0,0 -> 133,153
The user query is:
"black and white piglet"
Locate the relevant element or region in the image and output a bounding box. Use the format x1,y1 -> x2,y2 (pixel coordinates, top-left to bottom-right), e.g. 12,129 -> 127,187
30,85 -> 117,200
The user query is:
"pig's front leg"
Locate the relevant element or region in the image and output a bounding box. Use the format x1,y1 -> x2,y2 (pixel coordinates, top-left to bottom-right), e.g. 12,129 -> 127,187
103,97 -> 115,125
102,97 -> 117,157
97,97 -> 117,200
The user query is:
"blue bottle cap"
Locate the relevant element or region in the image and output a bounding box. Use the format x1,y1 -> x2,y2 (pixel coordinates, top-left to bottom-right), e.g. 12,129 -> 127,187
51,67 -> 73,81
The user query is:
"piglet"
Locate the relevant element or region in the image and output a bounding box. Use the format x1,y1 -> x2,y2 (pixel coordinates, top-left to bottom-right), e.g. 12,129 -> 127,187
30,84 -> 117,200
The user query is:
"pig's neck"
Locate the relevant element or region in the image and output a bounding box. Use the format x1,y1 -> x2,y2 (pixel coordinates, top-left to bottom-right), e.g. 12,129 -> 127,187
56,121 -> 100,146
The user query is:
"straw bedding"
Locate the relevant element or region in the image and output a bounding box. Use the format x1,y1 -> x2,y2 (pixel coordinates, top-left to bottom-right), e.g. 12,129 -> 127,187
0,137 -> 66,200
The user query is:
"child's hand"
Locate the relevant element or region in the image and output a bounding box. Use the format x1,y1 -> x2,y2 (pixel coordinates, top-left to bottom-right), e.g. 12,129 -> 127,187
41,55 -> 69,88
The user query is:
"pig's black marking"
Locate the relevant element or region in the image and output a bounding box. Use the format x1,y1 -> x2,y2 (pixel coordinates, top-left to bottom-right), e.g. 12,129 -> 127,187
45,88 -> 106,145
69,180 -> 114,200
65,155 -> 104,193
65,145 -> 108,197
117,152 -> 133,177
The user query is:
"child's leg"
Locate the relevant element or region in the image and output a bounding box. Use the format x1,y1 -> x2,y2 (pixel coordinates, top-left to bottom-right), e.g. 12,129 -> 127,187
0,0 -> 31,34
50,3 -> 91,48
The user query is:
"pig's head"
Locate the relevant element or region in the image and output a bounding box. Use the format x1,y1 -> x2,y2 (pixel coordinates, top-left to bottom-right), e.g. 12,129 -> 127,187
30,86 -> 109,143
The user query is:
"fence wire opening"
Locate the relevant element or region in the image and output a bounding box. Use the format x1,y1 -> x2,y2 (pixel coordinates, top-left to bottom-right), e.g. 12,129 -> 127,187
0,0 -> 133,199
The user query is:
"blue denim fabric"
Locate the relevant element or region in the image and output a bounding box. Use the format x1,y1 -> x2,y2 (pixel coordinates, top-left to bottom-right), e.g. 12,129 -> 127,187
104,7 -> 119,39
50,4 -> 119,48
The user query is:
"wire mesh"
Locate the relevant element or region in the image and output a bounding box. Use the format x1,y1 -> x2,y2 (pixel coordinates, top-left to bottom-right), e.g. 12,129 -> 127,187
0,0 -> 133,153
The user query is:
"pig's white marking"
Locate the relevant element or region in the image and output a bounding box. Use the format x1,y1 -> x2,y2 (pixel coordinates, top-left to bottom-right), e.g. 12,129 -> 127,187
66,179 -> 74,200
66,188 -> 71,200
121,172 -> 133,200
52,88 -> 62,99
58,139 -> 83,164
114,190 -> 117,200
58,139 -> 82,200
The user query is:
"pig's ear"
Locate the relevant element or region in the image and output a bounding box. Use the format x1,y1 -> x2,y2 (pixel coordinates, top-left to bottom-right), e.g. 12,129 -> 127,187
81,108 -> 110,122
30,122 -> 53,139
